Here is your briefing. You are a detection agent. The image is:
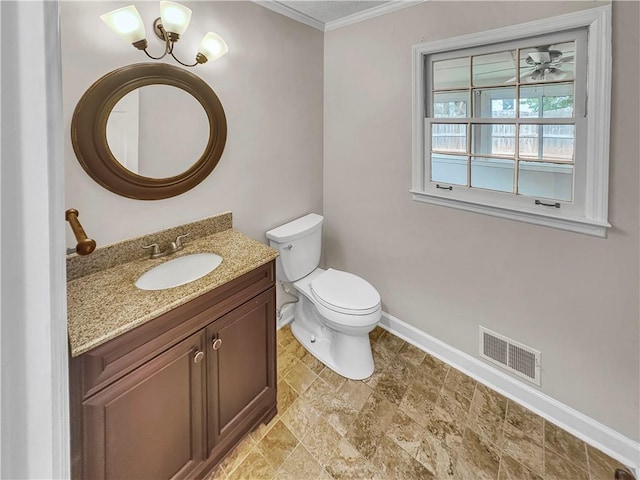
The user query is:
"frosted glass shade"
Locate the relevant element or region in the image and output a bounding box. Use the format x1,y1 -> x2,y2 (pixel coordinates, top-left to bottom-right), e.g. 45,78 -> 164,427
159,1 -> 192,35
101,5 -> 146,44
198,33 -> 228,62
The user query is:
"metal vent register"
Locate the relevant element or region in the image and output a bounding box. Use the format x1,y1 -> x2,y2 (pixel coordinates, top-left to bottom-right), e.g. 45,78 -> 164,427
479,327 -> 541,386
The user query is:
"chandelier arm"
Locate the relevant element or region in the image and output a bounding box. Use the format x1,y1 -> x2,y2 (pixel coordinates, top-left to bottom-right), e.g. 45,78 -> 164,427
143,48 -> 168,60
170,51 -> 198,68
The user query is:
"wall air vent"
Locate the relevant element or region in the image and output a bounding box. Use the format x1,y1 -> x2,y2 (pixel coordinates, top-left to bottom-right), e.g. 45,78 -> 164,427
479,326 -> 541,386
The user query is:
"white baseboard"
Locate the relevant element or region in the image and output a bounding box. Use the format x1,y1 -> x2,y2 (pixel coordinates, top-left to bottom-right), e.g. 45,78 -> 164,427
379,311 -> 640,475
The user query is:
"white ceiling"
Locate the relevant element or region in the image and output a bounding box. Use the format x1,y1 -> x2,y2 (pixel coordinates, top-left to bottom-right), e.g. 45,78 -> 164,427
257,0 -> 425,31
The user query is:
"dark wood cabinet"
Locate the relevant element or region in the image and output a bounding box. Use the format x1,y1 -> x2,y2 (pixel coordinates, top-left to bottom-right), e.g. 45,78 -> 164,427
207,289 -> 277,459
70,261 -> 277,480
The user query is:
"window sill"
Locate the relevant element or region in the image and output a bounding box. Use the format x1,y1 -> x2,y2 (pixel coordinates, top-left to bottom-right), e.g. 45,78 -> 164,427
410,190 -> 611,237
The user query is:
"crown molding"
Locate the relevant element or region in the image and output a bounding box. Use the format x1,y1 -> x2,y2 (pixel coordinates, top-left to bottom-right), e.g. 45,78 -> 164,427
254,1 -> 325,31
254,1 -> 428,32
324,0 -> 427,31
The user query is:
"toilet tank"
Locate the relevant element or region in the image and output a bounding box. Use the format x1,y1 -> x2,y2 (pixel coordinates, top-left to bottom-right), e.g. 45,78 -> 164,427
265,213 -> 323,282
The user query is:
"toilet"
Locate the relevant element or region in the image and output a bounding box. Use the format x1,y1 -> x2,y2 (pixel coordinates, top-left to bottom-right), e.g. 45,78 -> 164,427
266,213 -> 381,380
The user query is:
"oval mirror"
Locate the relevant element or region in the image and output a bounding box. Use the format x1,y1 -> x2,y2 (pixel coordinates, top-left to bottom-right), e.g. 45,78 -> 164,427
71,63 -> 227,200
106,85 -> 210,178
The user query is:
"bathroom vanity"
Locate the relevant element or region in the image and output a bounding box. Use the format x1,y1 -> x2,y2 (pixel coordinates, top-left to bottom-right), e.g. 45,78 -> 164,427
67,214 -> 278,479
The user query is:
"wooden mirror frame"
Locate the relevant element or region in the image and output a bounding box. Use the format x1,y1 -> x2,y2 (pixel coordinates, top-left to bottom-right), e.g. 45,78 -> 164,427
71,63 -> 227,200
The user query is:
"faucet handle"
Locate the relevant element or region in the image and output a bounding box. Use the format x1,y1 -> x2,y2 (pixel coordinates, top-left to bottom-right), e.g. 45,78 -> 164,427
142,243 -> 162,259
175,233 -> 190,248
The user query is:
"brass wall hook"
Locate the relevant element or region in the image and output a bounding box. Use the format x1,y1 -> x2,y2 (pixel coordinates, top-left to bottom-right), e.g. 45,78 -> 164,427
65,209 -> 96,256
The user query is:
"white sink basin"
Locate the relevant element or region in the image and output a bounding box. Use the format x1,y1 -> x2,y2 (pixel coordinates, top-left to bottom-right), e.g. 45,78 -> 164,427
135,253 -> 223,291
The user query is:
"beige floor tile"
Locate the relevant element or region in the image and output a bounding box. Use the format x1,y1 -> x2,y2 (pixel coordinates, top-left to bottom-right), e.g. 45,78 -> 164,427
586,444 -> 630,480
385,409 -> 425,457
421,353 -> 450,384
338,379 -> 373,411
360,392 -> 399,431
280,397 -> 321,440
319,366 -> 347,390
303,376 -> 335,409
415,428 -> 459,479
227,448 -> 275,480
544,420 -> 588,469
498,454 -> 543,480
505,401 -> 543,443
316,394 -> 359,437
444,367 -> 476,400
371,434 -> 436,480
437,385 -> 472,419
316,468 -> 333,480
471,384 -> 508,420
203,463 -> 227,480
220,326 -> 634,480
377,330 -> 405,353
218,435 -> 256,475
277,379 -> 298,416
302,418 -> 342,466
374,370 -> 409,405
283,361 -> 318,395
277,327 -> 295,348
249,414 -> 279,443
501,424 -> 544,475
424,404 -> 465,452
300,351 -> 325,374
277,350 -> 299,378
545,446 -> 590,480
466,403 -> 504,447
398,384 -> 437,427
369,326 -> 385,343
276,443 -> 323,480
324,437 -> 381,480
455,428 -> 500,480
385,353 -> 421,381
284,337 -> 307,360
256,420 -> 299,470
396,342 -> 427,366
345,411 -> 386,460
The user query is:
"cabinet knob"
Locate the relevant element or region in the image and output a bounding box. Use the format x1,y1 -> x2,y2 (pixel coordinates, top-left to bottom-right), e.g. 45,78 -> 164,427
212,338 -> 223,350
193,351 -> 204,363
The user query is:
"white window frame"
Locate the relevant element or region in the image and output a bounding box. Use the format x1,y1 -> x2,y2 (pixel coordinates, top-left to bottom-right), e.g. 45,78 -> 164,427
411,6 -> 612,237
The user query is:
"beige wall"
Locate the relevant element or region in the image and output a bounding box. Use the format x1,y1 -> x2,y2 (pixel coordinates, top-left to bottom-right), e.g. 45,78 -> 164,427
62,1 -> 323,246
323,1 -> 639,441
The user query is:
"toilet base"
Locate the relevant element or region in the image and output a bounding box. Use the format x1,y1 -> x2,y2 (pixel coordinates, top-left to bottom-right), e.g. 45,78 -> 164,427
290,317 -> 374,381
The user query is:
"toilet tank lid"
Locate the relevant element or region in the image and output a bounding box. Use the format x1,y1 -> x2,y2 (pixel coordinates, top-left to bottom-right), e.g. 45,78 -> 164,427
266,213 -> 323,243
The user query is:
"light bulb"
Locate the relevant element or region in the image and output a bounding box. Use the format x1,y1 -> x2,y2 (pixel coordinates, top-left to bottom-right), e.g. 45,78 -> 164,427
101,5 -> 146,44
197,32 -> 228,63
159,1 -> 192,36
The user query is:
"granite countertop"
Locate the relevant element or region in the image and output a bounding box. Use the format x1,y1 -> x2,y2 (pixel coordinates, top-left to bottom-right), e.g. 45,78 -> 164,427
67,228 -> 278,357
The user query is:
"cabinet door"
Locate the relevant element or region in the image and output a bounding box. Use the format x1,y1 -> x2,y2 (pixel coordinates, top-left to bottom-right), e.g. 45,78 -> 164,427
207,288 -> 276,452
83,331 -> 206,480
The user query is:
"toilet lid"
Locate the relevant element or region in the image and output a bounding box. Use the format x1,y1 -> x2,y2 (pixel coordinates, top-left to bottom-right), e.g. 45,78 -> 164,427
310,269 -> 380,314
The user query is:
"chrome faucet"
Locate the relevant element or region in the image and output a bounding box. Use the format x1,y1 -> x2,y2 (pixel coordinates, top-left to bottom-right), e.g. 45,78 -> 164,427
143,233 -> 190,259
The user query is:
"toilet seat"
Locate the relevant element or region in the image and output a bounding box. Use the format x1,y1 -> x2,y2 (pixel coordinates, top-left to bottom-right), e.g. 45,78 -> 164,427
310,269 -> 380,316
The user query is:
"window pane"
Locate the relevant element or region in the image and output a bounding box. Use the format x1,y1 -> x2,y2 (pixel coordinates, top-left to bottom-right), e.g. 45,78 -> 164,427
472,124 -> 515,156
473,87 -> 516,118
519,83 -> 574,118
433,91 -> 469,118
433,57 -> 469,90
431,153 -> 467,186
471,157 -> 514,193
519,41 -> 575,84
519,125 -> 574,161
518,161 -> 573,201
472,51 -> 516,86
431,124 -> 467,153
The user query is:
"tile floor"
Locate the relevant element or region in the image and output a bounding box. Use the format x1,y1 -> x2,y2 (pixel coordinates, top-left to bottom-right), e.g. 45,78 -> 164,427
206,326 -> 631,480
